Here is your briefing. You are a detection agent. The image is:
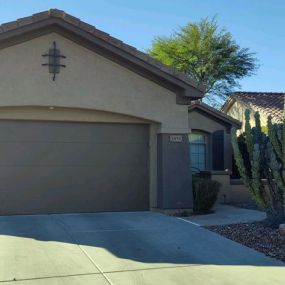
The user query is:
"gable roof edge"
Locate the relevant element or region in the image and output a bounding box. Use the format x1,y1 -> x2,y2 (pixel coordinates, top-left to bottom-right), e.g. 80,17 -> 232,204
0,9 -> 205,101
189,102 -> 242,128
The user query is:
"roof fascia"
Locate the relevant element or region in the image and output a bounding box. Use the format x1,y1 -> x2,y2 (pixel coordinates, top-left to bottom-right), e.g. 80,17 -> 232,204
0,18 -> 204,103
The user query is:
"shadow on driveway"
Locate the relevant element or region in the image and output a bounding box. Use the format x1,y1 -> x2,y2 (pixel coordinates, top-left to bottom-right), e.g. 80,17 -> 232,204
0,211 -> 283,266
0,211 -> 284,283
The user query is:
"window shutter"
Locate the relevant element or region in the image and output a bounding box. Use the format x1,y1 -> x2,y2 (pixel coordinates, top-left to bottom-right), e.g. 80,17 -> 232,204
212,130 -> 224,170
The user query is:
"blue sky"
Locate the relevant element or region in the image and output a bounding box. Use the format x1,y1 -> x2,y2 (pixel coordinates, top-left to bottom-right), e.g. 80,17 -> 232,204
0,0 -> 284,92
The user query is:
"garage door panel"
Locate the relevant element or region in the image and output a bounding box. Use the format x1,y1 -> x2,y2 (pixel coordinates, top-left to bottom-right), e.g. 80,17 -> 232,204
0,121 -> 149,214
0,122 -> 148,143
0,165 -> 149,214
0,165 -> 148,189
0,142 -> 148,166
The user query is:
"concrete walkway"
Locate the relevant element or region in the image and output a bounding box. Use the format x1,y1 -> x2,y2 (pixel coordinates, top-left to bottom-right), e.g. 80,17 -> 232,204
185,204 -> 266,226
0,211 -> 283,284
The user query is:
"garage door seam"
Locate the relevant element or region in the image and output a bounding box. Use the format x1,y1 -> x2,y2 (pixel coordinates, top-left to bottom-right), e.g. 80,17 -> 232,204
51,215 -> 113,285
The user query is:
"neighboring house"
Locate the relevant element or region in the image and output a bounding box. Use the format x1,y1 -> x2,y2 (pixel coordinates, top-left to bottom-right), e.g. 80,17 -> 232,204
219,92 -> 285,205
188,101 -> 241,175
221,92 -> 285,130
0,9 -> 205,215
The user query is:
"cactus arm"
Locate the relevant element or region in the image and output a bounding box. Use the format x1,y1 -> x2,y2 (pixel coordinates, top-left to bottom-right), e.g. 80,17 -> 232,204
231,128 -> 264,206
231,128 -> 250,188
244,109 -> 253,160
266,140 -> 285,194
268,116 -> 284,164
254,111 -> 262,143
251,144 -> 265,204
283,101 -> 285,164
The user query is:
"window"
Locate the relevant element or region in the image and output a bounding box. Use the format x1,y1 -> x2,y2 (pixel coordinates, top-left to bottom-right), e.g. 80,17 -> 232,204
189,132 -> 207,171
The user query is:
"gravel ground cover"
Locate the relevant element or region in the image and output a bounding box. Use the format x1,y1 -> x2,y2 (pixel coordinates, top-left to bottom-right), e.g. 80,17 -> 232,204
206,222 -> 285,262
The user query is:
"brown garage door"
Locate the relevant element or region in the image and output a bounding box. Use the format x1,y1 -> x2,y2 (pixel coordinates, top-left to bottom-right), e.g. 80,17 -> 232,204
0,121 -> 149,215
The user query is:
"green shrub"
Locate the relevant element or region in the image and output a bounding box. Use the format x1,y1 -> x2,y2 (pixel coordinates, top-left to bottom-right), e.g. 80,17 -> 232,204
192,177 -> 220,214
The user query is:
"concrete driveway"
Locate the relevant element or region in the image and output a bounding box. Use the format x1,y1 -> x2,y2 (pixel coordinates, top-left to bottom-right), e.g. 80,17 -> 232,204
0,212 -> 284,285
185,204 -> 266,226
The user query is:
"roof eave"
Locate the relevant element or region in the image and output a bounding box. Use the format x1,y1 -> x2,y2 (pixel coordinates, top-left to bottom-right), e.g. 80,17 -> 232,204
189,103 -> 242,129
0,11 -> 205,102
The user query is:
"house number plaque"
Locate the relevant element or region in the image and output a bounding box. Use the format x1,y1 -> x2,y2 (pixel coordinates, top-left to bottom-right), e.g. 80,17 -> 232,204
169,135 -> 183,143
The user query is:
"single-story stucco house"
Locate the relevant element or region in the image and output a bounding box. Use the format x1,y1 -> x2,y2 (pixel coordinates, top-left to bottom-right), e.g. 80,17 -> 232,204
0,9 -> 208,215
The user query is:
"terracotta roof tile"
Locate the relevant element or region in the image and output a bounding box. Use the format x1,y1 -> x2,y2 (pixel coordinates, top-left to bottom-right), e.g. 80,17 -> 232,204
49,9 -> 65,18
17,16 -> 34,27
230,92 -> 285,123
78,21 -> 95,34
32,11 -> 50,21
62,14 -> 81,26
0,9 -> 205,93
1,20 -> 19,32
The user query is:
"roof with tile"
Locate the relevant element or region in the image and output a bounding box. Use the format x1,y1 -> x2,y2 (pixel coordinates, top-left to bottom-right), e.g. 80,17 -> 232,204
189,101 -> 242,128
0,9 -> 205,95
221,92 -> 285,123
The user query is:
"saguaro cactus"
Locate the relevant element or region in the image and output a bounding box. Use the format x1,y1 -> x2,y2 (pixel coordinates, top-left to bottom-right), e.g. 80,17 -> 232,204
231,109 -> 285,226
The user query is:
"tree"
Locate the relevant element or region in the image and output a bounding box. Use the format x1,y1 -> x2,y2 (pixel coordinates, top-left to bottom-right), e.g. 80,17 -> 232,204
148,17 -> 258,107
231,109 -> 285,227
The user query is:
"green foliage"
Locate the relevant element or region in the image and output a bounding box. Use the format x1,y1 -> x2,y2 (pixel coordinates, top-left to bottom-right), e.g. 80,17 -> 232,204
261,126 -> 268,134
266,118 -> 285,197
231,109 -> 285,226
267,116 -> 284,164
244,109 -> 253,159
148,17 -> 258,107
192,177 -> 220,213
231,133 -> 251,178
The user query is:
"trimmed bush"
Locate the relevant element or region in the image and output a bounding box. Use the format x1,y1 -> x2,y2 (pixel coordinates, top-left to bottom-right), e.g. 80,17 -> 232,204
192,177 -> 220,214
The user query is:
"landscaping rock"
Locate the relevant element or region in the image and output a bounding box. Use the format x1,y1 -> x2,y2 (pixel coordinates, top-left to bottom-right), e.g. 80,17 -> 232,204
206,222 -> 285,262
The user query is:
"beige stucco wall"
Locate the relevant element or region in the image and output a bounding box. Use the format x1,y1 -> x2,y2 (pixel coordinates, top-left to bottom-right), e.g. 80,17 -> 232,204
188,111 -> 228,133
0,32 -> 192,209
0,32 -> 189,134
225,101 -> 245,124
0,106 -> 149,123
225,101 -> 268,132
211,174 -> 255,205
